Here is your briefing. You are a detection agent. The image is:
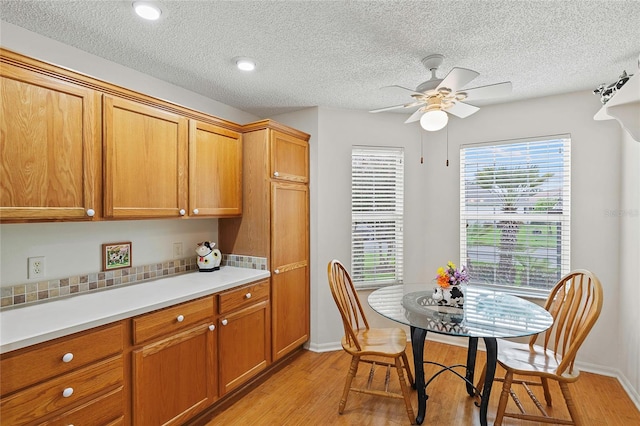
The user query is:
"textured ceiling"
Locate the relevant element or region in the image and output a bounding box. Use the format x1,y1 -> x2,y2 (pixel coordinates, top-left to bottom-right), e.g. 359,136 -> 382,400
1,0 -> 639,118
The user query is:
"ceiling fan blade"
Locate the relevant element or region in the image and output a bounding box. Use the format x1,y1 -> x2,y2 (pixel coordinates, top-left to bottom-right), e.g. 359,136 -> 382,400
437,67 -> 479,92
404,108 -> 424,123
370,104 -> 407,113
383,84 -> 424,95
446,102 -> 480,118
369,101 -> 423,113
462,81 -> 512,102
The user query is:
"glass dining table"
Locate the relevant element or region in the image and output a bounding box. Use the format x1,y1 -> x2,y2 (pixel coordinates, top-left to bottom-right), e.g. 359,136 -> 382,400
368,284 -> 553,426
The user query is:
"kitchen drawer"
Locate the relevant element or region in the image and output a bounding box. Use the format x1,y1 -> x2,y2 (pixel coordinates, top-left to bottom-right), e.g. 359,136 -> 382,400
39,386 -> 124,426
133,296 -> 214,344
219,279 -> 270,315
0,322 -> 123,396
0,356 -> 123,425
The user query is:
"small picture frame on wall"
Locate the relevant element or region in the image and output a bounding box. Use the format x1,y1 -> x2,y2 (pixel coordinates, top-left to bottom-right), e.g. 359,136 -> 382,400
102,242 -> 132,271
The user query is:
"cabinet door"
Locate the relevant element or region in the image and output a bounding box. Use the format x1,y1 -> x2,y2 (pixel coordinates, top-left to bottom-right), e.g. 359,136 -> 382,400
218,300 -> 270,395
103,95 -> 188,218
270,130 -> 309,183
0,62 -> 101,221
189,120 -> 242,217
271,182 -> 309,360
133,323 -> 217,426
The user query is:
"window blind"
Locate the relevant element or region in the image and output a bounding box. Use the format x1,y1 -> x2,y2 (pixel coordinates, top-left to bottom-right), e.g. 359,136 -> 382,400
460,136 -> 571,295
351,147 -> 404,287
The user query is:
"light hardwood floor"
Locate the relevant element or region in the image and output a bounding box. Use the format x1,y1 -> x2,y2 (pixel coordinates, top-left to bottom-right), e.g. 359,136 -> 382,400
205,340 -> 640,425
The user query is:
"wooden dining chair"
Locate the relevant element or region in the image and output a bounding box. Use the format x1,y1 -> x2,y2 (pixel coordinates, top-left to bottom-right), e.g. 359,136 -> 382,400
477,269 -> 603,425
327,259 -> 416,424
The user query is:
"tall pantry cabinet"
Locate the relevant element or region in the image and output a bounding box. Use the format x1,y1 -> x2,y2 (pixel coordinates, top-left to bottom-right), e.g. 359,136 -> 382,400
220,120 -> 310,361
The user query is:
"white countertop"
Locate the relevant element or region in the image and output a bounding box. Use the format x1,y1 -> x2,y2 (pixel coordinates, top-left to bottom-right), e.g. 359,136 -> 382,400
0,266 -> 270,354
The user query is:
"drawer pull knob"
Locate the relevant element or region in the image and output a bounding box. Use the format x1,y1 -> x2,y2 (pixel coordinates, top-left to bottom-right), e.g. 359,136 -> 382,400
179,209 -> 186,216
176,315 -> 185,322
86,209 -> 95,217
62,387 -> 74,398
209,324 -> 215,331
221,319 -> 228,326
62,353 -> 74,363
193,208 -> 199,215
274,269 -> 280,274
245,292 -> 252,299
273,171 -> 279,177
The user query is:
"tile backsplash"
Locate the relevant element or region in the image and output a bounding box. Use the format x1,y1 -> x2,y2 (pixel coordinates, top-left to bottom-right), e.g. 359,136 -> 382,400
0,254 -> 267,310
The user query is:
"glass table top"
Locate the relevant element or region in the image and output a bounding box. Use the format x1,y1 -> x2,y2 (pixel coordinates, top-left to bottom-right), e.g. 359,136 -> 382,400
368,284 -> 553,339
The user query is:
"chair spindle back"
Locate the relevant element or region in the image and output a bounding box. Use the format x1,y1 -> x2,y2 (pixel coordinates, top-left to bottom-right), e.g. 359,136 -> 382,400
328,260 -> 370,350
532,269 -> 603,376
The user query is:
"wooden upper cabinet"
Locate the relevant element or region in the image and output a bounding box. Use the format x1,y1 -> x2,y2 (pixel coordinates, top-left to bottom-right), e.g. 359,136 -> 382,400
189,120 -> 242,217
103,95 -> 188,218
0,61 -> 101,221
270,130 -> 309,183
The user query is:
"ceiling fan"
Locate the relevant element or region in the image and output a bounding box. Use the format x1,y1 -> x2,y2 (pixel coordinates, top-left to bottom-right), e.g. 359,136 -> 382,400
370,54 -> 512,131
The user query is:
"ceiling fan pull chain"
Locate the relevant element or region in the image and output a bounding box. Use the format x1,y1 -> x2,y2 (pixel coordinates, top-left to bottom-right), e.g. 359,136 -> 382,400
446,124 -> 450,167
420,127 -> 424,164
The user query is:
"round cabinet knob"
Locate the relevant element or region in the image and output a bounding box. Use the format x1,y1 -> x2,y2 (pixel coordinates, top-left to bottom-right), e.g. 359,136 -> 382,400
273,171 -> 279,177
221,319 -> 228,326
86,209 -> 95,217
209,324 -> 215,331
62,353 -> 74,363
176,315 -> 184,322
245,292 -> 252,299
274,269 -> 280,274
179,209 -> 186,216
62,387 -> 74,398
192,208 -> 199,215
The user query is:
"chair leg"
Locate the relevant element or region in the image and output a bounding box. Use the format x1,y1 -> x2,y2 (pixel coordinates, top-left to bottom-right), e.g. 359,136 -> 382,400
541,377 -> 552,406
401,350 -> 414,387
475,362 -> 487,397
560,382 -> 580,426
494,371 -> 514,426
395,356 -> 416,424
339,355 -> 360,414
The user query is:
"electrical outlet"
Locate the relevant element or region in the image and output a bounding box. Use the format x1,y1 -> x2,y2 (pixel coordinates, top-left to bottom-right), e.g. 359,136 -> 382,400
173,242 -> 183,258
28,256 -> 45,279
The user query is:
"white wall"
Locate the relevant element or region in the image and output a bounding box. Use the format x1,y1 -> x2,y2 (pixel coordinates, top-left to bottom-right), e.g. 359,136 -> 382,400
0,220 -> 218,286
0,22 -> 261,287
619,131 -> 640,404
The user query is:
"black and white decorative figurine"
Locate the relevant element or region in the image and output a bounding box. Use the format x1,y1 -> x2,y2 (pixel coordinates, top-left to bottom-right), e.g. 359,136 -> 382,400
196,241 -> 222,272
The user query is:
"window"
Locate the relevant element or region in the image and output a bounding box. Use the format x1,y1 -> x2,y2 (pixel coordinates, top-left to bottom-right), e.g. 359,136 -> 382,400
460,136 -> 571,296
351,146 -> 404,288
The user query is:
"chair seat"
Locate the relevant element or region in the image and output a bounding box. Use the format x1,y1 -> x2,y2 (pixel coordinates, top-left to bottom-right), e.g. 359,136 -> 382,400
497,339 -> 579,382
342,327 -> 408,357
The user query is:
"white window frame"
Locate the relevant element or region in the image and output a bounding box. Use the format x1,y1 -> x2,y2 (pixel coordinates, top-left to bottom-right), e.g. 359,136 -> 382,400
460,135 -> 571,298
351,146 -> 404,288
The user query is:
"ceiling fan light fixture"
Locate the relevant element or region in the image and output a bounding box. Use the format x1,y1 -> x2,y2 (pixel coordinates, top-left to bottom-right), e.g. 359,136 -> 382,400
133,2 -> 162,20
420,110 -> 448,131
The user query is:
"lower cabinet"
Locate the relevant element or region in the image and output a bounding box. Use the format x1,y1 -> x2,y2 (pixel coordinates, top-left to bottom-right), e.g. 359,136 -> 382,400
0,278 -> 275,425
217,279 -> 271,395
131,296 -> 217,425
0,323 -> 125,425
132,323 -> 217,426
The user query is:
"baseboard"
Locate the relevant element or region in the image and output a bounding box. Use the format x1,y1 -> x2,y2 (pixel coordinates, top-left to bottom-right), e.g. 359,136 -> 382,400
307,340 -> 341,353
309,337 -> 640,412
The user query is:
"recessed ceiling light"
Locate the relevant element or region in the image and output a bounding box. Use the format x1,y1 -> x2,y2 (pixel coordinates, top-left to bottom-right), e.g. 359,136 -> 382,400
236,58 -> 256,72
133,2 -> 162,20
